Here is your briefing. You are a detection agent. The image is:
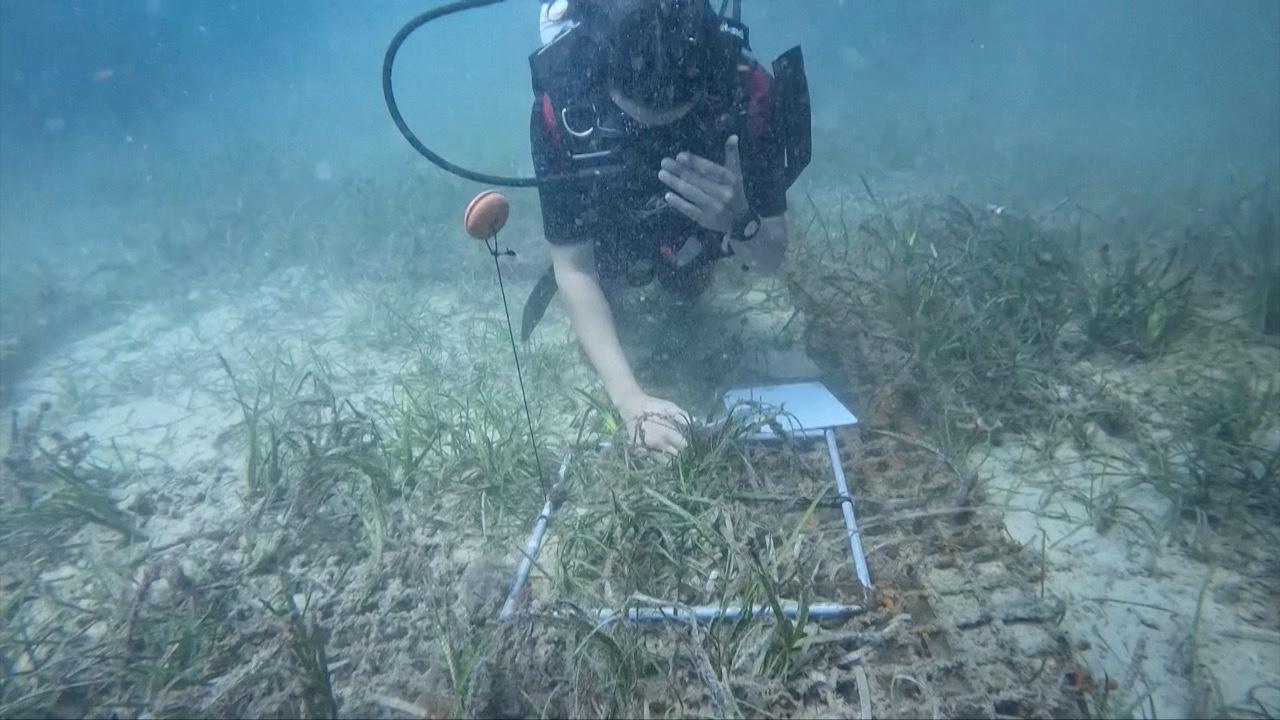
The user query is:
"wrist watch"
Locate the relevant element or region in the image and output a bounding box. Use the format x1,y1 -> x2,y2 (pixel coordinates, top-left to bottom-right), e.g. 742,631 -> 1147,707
729,210 -> 762,242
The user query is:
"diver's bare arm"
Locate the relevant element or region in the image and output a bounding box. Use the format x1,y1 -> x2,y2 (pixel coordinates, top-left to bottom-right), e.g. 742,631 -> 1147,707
548,241 -> 643,406
726,214 -> 788,274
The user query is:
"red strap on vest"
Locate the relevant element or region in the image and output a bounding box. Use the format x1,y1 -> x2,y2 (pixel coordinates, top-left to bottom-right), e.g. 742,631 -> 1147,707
540,93 -> 562,150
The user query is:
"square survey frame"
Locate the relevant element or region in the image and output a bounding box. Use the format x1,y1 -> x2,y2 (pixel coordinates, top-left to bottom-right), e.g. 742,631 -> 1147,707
499,383 -> 871,623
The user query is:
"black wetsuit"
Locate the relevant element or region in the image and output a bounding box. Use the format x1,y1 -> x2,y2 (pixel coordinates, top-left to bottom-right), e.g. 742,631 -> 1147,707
529,59 -> 789,298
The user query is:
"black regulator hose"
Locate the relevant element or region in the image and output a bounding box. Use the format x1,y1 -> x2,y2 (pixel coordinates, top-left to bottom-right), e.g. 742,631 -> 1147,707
382,0 -> 538,187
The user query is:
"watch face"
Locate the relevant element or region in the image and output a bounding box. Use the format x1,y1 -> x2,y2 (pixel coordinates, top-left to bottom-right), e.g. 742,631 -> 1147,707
743,218 -> 760,238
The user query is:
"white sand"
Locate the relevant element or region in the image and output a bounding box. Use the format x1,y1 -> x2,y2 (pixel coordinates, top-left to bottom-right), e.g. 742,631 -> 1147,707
981,356 -> 1280,717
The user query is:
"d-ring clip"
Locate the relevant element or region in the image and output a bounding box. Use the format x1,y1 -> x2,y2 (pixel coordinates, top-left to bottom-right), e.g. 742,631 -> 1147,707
561,105 -> 596,139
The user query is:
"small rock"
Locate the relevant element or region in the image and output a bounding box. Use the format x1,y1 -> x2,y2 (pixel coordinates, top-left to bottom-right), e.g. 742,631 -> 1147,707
172,562 -> 199,593
956,610 -> 993,630
1004,623 -> 1057,657
952,701 -> 990,719
455,557 -> 508,625
145,577 -> 174,606
995,698 -> 1030,716
975,561 -> 1004,577
946,597 -> 992,629
989,587 -> 1025,608
120,492 -> 156,516
925,568 -> 968,595
973,561 -> 1009,589
999,595 -> 1065,624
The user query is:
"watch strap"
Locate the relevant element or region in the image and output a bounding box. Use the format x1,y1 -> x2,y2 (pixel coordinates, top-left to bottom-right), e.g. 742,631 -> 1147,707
730,210 -> 762,241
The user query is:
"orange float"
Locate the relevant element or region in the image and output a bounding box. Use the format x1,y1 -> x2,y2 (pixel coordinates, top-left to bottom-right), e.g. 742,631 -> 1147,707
463,190 -> 510,240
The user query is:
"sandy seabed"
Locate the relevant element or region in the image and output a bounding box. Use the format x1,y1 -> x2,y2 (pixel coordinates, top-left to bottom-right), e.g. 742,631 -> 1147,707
2,224 -> 1278,718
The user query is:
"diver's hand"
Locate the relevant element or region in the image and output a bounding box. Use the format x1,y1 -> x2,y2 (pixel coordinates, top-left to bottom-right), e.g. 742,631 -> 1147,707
659,135 -> 750,234
618,392 -> 690,455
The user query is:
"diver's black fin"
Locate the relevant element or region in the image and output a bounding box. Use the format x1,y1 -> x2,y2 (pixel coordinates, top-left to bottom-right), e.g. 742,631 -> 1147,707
521,264 -> 559,342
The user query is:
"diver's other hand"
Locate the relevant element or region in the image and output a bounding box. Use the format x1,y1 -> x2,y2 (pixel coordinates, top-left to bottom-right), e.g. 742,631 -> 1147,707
618,392 -> 690,455
659,134 -> 750,234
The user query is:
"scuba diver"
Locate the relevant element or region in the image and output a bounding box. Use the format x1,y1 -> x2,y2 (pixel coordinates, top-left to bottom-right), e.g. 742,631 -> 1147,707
526,0 -> 810,454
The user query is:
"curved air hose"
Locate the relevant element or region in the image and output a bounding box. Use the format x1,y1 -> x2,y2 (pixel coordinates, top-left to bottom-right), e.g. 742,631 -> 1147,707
382,0 -> 539,187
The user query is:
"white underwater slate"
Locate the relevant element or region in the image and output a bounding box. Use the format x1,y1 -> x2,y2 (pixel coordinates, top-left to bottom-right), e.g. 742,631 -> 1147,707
722,381 -> 858,437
